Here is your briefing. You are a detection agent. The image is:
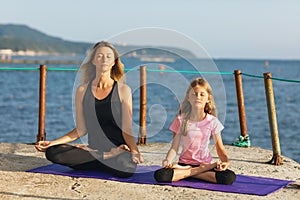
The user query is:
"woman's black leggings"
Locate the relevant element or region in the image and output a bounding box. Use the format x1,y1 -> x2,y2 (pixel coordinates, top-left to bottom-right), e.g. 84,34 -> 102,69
45,144 -> 137,178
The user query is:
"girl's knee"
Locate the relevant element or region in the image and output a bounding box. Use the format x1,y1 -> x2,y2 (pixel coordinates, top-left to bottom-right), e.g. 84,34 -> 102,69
215,169 -> 236,185
154,168 -> 174,182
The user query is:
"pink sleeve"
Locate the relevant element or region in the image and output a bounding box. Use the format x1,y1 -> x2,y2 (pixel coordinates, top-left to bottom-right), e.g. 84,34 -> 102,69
169,116 -> 182,134
211,117 -> 224,136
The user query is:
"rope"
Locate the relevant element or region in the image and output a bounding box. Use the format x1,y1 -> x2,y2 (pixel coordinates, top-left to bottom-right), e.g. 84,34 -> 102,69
0,67 -> 233,75
0,67 -> 138,72
0,66 -> 299,83
242,72 -> 300,83
47,67 -> 77,71
269,77 -> 300,83
146,69 -> 233,75
242,73 -> 264,79
0,67 -> 39,71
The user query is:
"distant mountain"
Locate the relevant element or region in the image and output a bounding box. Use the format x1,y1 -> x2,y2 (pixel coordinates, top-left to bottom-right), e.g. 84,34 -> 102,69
0,24 -> 91,54
0,24 -> 196,59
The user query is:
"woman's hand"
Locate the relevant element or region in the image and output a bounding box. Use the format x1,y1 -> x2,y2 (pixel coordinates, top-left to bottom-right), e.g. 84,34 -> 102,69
119,144 -> 131,152
35,141 -> 52,152
110,144 -> 131,156
74,144 -> 98,152
132,152 -> 144,164
162,159 -> 173,168
215,161 -> 229,171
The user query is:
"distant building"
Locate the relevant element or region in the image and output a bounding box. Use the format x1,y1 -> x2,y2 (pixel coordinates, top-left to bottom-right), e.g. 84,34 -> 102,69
0,49 -> 13,60
15,50 -> 36,56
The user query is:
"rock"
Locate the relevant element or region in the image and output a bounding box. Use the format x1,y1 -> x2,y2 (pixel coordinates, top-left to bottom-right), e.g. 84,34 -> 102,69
0,142 -> 299,199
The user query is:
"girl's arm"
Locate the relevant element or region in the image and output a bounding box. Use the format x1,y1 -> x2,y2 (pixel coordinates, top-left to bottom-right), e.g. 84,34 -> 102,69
163,132 -> 181,167
119,83 -> 143,163
213,133 -> 230,171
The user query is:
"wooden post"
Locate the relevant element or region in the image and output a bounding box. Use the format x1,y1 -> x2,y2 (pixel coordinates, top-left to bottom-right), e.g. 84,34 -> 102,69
234,70 -> 248,137
36,65 -> 47,142
138,66 -> 147,145
264,72 -> 282,165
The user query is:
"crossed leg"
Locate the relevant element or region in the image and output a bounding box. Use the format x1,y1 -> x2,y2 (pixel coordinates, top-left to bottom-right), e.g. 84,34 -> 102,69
154,162 -> 236,185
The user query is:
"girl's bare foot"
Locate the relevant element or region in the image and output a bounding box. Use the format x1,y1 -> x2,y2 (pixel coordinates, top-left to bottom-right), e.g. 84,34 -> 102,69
198,162 -> 218,171
172,164 -> 192,169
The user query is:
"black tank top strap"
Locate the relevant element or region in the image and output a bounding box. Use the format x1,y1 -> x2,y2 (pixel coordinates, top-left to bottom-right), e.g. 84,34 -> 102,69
82,80 -> 124,151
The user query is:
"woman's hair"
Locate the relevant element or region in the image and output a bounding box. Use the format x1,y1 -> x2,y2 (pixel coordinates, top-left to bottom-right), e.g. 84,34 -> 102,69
80,41 -> 124,83
179,77 -> 218,135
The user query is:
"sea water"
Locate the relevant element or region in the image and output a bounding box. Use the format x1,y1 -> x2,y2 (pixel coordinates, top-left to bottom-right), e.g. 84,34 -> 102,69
0,57 -> 299,163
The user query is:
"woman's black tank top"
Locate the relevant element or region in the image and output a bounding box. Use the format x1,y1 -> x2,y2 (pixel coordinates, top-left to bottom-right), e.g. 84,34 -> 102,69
82,81 -> 125,152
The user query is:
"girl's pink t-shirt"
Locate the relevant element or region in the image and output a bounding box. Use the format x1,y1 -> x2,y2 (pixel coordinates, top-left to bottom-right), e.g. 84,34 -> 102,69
169,114 -> 224,165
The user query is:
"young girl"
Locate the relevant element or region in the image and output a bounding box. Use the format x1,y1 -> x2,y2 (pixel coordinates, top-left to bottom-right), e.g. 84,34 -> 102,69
154,78 -> 236,185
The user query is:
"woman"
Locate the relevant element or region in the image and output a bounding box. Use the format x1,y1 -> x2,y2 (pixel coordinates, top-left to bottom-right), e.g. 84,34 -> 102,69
35,41 -> 143,178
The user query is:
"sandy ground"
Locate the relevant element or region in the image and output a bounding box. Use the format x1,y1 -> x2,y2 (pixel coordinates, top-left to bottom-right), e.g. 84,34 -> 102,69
0,142 -> 299,200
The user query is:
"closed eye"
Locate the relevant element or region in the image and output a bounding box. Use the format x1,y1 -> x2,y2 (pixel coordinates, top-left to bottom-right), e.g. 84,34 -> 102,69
192,92 -> 206,96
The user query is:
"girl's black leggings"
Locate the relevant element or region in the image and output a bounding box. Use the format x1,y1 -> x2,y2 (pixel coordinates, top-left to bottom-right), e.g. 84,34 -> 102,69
45,144 -> 137,178
154,166 -> 236,185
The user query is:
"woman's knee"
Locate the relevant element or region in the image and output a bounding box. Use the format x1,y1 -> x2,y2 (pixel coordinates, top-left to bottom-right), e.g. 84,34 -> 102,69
45,144 -> 72,163
111,152 -> 136,174
215,169 -> 236,185
113,170 -> 135,178
154,168 -> 174,182
45,145 -> 59,162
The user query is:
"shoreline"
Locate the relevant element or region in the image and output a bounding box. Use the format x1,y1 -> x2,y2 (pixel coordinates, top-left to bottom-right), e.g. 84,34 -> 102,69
0,142 -> 299,199
0,59 -> 81,65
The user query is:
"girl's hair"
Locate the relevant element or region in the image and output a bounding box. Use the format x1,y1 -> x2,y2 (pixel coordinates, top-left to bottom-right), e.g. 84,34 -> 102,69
179,77 -> 218,135
80,41 -> 124,83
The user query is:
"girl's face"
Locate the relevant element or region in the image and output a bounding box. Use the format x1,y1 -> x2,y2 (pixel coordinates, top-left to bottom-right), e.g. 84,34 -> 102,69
188,85 -> 210,110
92,46 -> 115,73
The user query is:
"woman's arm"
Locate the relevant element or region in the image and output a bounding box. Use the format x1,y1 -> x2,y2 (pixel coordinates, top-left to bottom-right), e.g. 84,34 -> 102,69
74,85 -> 88,137
119,83 -> 143,163
54,85 -> 88,142
35,85 -> 87,152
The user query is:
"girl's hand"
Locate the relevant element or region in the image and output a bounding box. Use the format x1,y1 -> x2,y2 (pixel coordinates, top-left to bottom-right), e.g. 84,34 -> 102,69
215,161 -> 229,171
162,159 -> 173,168
132,152 -> 144,164
35,141 -> 52,152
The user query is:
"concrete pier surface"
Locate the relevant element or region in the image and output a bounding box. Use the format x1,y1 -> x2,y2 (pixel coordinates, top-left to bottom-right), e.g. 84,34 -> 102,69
0,142 -> 299,200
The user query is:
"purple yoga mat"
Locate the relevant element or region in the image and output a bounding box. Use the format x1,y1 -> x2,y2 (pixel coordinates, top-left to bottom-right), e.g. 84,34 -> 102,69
27,164 -> 293,196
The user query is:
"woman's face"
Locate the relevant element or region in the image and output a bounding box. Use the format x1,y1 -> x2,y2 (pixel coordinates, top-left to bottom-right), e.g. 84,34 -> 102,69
187,85 -> 210,110
92,46 -> 115,73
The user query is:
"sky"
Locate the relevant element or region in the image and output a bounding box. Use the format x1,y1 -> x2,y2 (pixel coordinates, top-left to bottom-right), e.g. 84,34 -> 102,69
1,0 -> 300,59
